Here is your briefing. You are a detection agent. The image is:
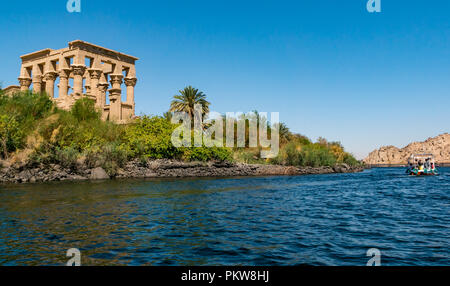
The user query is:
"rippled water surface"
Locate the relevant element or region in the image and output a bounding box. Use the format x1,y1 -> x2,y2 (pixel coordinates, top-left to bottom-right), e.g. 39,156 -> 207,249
0,168 -> 448,266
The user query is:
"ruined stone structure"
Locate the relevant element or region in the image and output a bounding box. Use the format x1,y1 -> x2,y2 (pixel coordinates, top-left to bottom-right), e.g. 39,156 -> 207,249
17,40 -> 138,123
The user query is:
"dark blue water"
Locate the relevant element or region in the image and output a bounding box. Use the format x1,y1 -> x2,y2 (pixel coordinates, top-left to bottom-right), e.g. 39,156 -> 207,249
0,168 -> 448,266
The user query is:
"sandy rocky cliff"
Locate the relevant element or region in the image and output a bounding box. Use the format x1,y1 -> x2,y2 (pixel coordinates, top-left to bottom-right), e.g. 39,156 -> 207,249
364,133 -> 450,165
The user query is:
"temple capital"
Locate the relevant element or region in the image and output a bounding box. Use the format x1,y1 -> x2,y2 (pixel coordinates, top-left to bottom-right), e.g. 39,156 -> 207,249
18,77 -> 32,85
124,77 -> 137,87
18,77 -> 32,91
44,72 -> 58,82
88,68 -> 102,80
59,68 -> 71,78
98,82 -> 109,92
109,74 -> 124,86
71,64 -> 87,76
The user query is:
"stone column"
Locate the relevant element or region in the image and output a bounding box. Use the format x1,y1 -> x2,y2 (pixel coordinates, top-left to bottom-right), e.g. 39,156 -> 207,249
108,88 -> 122,122
84,70 -> 91,96
108,74 -> 123,121
32,65 -> 43,94
32,75 -> 43,93
124,78 -> 137,104
18,65 -> 32,92
98,73 -> 109,108
18,78 -> 32,92
98,83 -> 109,108
44,72 -> 58,98
71,65 -> 86,96
124,77 -> 137,116
88,69 -> 102,106
58,69 -> 71,98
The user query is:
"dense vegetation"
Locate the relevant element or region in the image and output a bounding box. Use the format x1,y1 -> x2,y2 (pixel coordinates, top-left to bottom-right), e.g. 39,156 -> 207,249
270,135 -> 360,167
0,91 -> 231,175
0,87 -> 360,175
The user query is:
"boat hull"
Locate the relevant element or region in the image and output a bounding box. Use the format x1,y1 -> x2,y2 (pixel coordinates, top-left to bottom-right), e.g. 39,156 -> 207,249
407,170 -> 439,176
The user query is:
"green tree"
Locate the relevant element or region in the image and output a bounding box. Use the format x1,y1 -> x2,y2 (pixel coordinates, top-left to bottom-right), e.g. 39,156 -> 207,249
169,86 -> 210,120
277,122 -> 291,145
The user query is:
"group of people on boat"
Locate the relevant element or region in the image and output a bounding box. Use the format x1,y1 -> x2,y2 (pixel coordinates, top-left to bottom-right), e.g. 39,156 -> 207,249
406,154 -> 439,176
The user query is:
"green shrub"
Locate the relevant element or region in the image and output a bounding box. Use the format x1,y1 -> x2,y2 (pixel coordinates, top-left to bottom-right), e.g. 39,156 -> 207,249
54,146 -> 79,169
182,146 -> 232,162
0,92 -> 54,157
0,115 -> 23,158
232,148 -> 267,164
71,97 -> 100,121
284,143 -> 303,166
300,144 -> 336,167
121,116 -> 180,159
269,142 -> 337,167
41,108 -> 124,152
99,143 -> 128,176
0,92 -> 53,126
342,153 -> 360,166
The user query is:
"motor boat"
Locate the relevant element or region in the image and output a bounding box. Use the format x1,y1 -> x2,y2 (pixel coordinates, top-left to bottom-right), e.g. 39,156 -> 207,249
406,154 -> 439,176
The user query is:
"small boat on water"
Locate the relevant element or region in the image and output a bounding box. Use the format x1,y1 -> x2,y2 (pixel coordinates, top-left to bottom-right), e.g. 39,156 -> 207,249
406,154 -> 439,176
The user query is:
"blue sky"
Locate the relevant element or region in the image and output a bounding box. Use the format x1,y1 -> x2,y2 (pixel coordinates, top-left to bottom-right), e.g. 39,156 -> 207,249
0,0 -> 449,159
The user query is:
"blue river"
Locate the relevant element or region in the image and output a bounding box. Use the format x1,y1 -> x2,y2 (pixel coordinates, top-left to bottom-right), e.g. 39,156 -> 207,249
0,167 -> 448,266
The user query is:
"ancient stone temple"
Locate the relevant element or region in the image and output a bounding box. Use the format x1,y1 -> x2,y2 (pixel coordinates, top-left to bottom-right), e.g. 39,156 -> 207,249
17,40 -> 138,123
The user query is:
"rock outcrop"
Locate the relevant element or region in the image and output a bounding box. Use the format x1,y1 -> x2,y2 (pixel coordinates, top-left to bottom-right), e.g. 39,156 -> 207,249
89,167 -> 110,180
364,133 -> 450,165
0,159 -> 364,184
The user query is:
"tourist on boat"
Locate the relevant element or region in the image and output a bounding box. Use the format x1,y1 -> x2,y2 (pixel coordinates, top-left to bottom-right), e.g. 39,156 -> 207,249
418,161 -> 424,171
406,154 -> 439,176
406,162 -> 414,174
425,158 -> 431,170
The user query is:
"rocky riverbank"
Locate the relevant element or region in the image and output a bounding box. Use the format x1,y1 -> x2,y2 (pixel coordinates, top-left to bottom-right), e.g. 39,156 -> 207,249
0,159 -> 364,184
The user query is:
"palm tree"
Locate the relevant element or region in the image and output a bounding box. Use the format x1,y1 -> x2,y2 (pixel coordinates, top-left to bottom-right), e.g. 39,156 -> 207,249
277,122 -> 291,144
163,111 -> 173,122
169,86 -> 210,120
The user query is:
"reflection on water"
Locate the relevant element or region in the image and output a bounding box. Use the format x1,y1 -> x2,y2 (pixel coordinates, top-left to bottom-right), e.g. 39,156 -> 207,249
0,168 -> 449,266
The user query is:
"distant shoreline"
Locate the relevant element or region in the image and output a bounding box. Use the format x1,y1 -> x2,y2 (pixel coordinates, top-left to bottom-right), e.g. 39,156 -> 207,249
367,163 -> 450,168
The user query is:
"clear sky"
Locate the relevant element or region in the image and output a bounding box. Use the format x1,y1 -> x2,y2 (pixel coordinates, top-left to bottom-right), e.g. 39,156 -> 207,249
0,0 -> 449,159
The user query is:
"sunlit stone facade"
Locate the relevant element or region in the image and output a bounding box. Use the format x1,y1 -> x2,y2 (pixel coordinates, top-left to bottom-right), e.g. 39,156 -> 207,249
17,40 -> 138,123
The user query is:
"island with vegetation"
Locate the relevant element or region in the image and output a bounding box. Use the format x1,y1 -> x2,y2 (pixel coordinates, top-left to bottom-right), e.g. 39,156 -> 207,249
0,87 -> 363,183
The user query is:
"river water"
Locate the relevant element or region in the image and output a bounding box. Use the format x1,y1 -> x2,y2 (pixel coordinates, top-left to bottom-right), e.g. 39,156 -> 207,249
0,168 -> 448,266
